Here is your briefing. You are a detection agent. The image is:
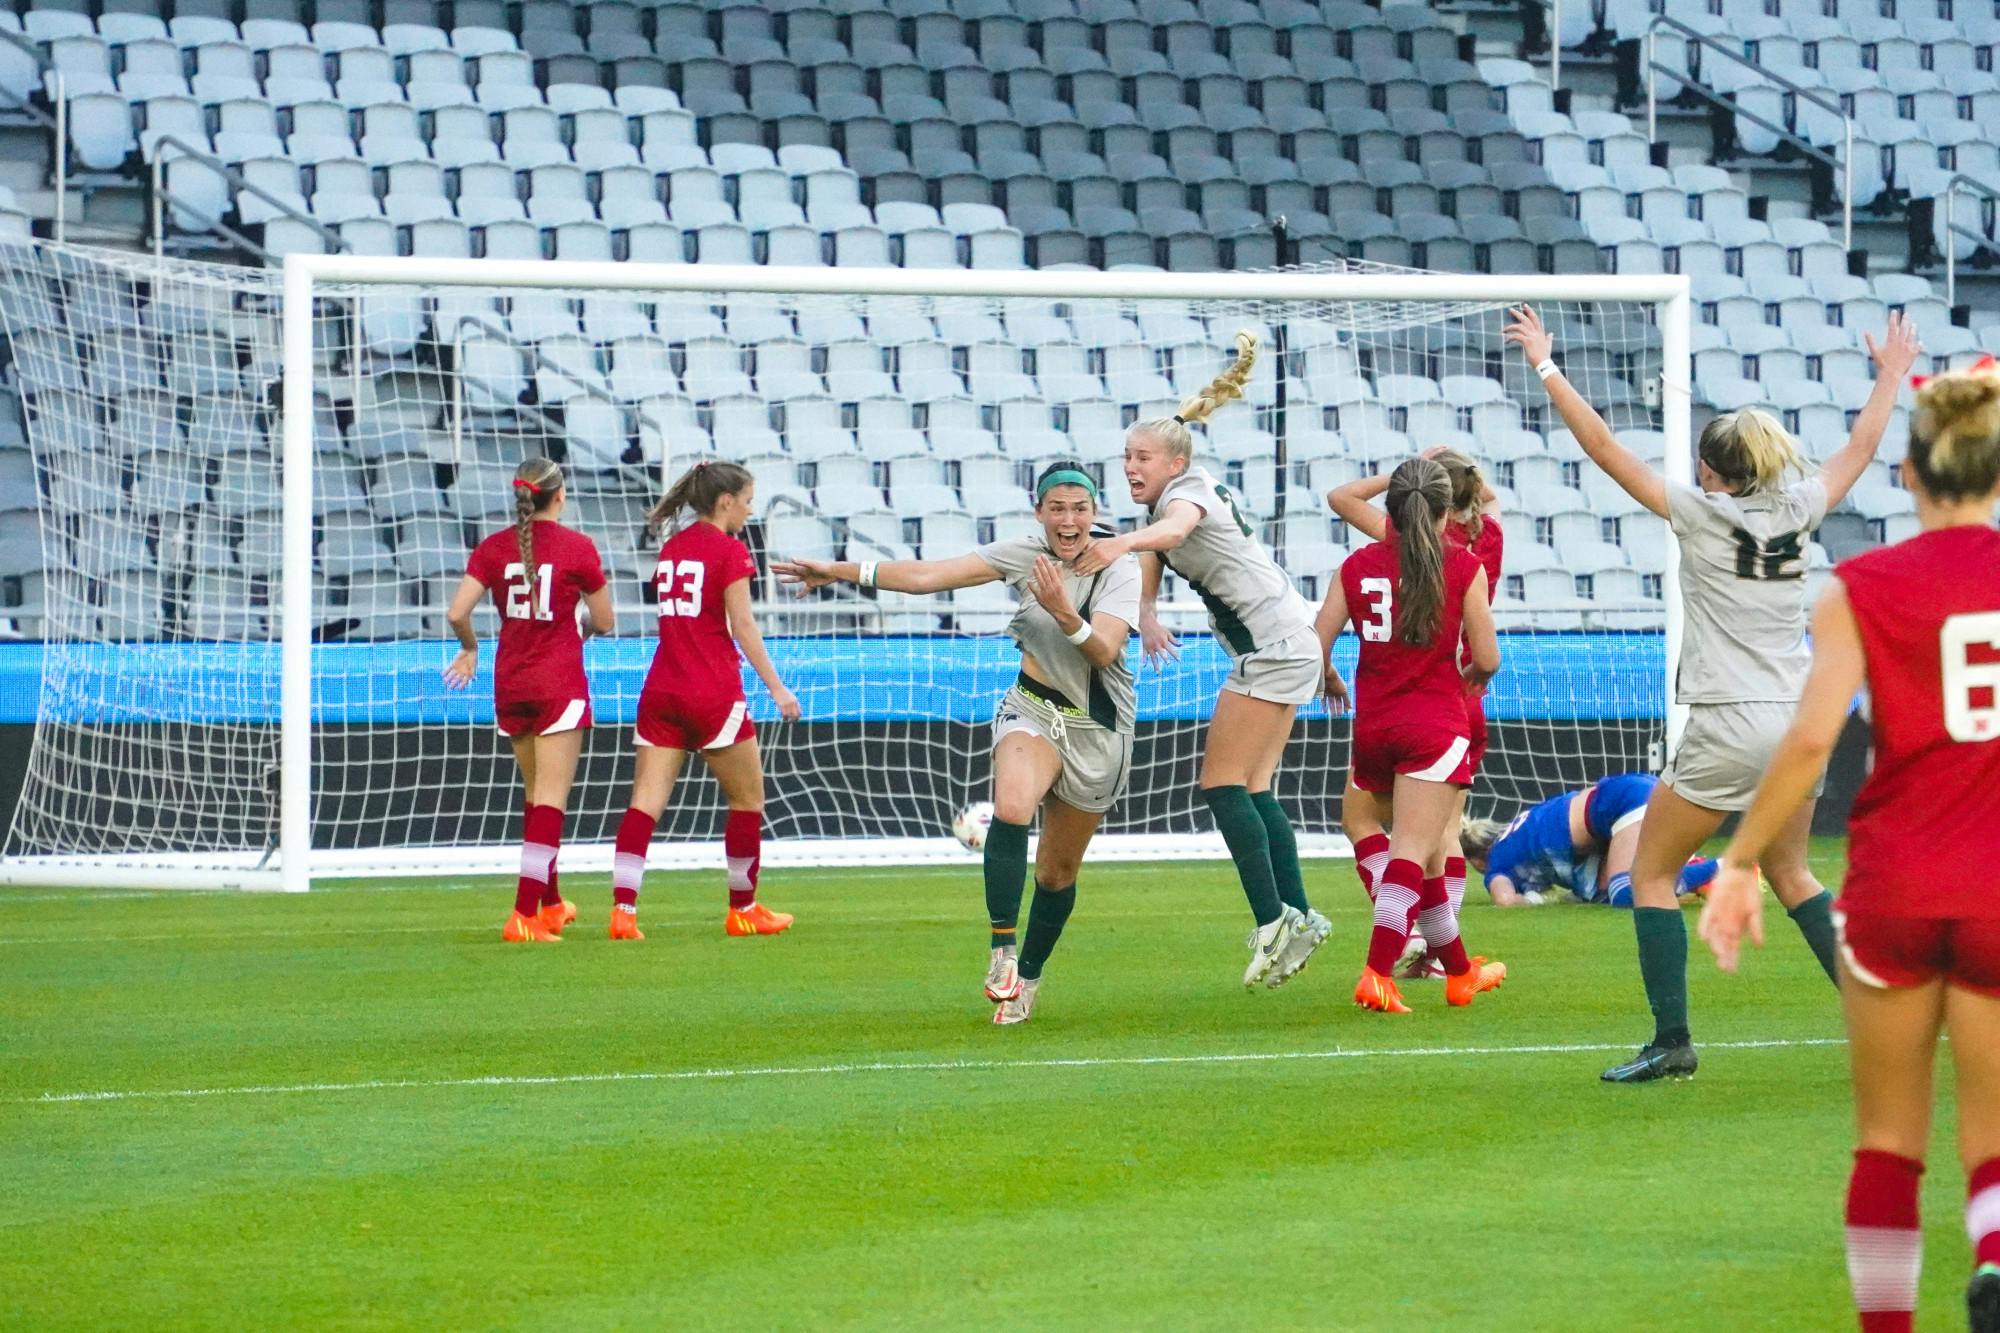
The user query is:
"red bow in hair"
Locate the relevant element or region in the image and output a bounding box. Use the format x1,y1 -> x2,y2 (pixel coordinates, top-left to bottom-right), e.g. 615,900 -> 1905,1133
1911,352 -> 1998,391
512,478 -> 542,494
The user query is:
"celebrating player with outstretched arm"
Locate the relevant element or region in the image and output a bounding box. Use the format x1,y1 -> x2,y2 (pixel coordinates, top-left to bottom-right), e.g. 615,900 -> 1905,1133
1506,304 -> 1920,1083
608,460 -> 801,942
1328,445 -> 1502,971
1697,360 -> 2000,1333
1070,331 -> 1333,992
776,462 -> 1139,1025
442,456 -> 614,943
1315,456 -> 1506,1013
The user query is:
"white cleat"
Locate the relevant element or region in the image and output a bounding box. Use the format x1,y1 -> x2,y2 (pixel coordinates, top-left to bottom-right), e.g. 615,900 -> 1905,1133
1265,907 -> 1332,990
1395,932 -> 1434,980
984,947 -> 1022,1003
1243,905 -> 1304,990
993,977 -> 1039,1025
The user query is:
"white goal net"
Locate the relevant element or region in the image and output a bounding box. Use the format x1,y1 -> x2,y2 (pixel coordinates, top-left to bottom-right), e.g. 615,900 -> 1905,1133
0,245 -> 1688,889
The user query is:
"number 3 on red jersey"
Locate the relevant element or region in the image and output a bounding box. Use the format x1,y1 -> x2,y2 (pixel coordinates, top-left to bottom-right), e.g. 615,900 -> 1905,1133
655,559 -> 706,616
1942,611 -> 2000,742
1357,576 -> 1394,642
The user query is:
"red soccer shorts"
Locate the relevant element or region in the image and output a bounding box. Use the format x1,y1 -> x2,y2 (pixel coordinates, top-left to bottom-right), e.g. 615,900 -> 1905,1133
1351,716 -> 1474,794
494,696 -> 591,738
635,689 -> 755,752
1835,907 -> 2000,997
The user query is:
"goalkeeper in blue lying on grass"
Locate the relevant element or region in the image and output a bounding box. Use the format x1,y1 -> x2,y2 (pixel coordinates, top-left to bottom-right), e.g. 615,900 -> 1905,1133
1459,774 -> 1721,908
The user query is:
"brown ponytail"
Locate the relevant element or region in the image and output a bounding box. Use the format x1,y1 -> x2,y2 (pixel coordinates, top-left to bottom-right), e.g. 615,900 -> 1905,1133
1386,456 -> 1453,647
1431,447 -> 1486,540
512,456 -> 563,573
647,458 -> 755,536
1910,365 -> 2000,502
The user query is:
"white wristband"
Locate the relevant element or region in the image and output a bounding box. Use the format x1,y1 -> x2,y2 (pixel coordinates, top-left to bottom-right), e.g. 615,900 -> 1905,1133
1065,621 -> 1093,646
1534,358 -> 1559,382
858,561 -> 878,589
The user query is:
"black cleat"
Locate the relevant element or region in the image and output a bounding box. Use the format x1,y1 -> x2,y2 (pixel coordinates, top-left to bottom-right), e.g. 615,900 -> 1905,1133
1969,1263 -> 2000,1333
1600,1041 -> 1699,1083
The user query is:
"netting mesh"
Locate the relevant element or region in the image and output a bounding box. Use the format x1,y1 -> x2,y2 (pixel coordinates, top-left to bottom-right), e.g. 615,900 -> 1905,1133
0,244 -> 1670,879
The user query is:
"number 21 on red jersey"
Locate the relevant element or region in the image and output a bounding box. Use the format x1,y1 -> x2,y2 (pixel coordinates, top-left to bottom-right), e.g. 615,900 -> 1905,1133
655,559 -> 706,616
1943,611 -> 2000,742
503,562 -> 552,621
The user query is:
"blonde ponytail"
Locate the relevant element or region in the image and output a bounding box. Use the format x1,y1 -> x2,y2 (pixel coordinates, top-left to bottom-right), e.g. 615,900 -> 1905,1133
1461,817 -> 1506,866
512,456 -> 564,572
1697,408 -> 1806,495
1432,447 -> 1486,540
1126,329 -> 1260,464
1910,363 -> 2000,501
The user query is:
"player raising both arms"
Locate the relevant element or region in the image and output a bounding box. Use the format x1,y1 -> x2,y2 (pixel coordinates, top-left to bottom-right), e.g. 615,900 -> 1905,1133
443,456 -> 614,943
1328,445 -> 1502,961
1461,774 -> 1718,908
608,460 -> 800,941
1697,360 -> 2000,1333
1071,332 -> 1333,991
1506,304 -> 1919,1083
776,463 -> 1139,1025
1315,456 -> 1506,1013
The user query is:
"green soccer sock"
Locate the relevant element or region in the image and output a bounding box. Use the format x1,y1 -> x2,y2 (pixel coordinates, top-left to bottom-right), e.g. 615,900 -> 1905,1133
1251,790 -> 1310,914
984,818 -> 1030,951
1018,881 -> 1076,982
1787,890 -> 1840,985
1203,785 -> 1282,927
1632,906 -> 1691,1047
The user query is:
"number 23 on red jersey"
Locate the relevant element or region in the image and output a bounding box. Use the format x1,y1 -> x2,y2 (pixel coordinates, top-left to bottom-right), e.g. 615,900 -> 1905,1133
655,559 -> 707,617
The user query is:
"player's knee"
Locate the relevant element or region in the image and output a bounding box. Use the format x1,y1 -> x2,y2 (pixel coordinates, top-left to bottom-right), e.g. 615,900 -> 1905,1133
992,794 -> 1037,826
726,798 -> 765,814
1035,855 -> 1082,887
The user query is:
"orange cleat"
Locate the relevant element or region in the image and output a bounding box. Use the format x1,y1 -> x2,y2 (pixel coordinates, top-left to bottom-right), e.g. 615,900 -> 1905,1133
539,897 -> 577,936
1445,957 -> 1507,1007
725,902 -> 794,936
502,910 -> 561,943
1353,967 -> 1411,1013
609,906 -> 644,941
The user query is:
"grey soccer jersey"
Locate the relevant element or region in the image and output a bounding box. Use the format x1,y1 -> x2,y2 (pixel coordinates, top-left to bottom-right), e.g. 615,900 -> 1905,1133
975,535 -> 1141,733
1148,467 -> 1314,656
1666,475 -> 1829,704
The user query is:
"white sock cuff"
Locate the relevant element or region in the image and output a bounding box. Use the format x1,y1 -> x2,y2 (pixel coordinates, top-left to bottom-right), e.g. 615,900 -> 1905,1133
613,851 -> 647,892
1846,1225 -> 1923,1311
1968,1182 -> 2000,1243
519,841 -> 557,884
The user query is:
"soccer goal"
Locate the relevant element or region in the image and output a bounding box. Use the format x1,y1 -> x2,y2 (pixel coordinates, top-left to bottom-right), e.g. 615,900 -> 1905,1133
0,244 -> 1690,890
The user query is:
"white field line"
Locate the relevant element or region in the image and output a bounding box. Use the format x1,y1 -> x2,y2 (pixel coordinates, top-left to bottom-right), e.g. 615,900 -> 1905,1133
19,1037 -> 1845,1107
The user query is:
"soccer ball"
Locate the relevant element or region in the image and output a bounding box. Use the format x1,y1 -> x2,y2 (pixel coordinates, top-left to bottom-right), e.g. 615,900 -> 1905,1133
951,802 -> 995,852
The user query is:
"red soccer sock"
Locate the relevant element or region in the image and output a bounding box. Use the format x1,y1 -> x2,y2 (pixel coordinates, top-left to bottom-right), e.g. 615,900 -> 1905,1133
541,860 -> 563,910
1970,1156 -> 2000,1269
515,804 -> 563,918
1847,1148 -> 1924,1333
612,808 -> 656,909
1416,874 -> 1472,976
1354,832 -> 1391,902
725,808 -> 762,911
1366,859 -> 1423,975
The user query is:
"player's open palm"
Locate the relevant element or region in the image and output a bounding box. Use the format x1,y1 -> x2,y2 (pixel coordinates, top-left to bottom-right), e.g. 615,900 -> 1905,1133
442,648 -> 477,690
1030,556 -> 1076,619
1697,863 -> 1765,972
1139,610 -> 1180,669
1865,310 -> 1921,382
772,556 -> 833,594
1502,305 -> 1552,365
1323,667 -> 1350,716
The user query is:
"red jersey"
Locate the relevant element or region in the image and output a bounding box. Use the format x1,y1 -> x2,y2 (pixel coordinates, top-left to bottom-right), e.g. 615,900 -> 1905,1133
641,520 -> 758,702
1341,538 -> 1484,725
1839,524 -> 2000,918
465,521 -> 606,706
1456,515 -> 1504,592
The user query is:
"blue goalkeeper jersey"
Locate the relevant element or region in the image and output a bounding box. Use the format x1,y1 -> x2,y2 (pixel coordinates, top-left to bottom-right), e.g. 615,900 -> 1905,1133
1484,793 -> 1588,900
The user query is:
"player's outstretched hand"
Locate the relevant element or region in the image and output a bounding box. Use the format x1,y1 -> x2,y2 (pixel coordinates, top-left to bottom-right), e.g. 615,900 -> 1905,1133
1502,305 -> 1552,366
1323,666 -> 1350,716
1696,861 -> 1765,973
1069,533 -> 1127,577
1030,555 -> 1077,620
442,648 -> 477,690
772,685 -> 802,722
1865,310 -> 1922,382
1139,609 -> 1180,670
771,556 -> 834,594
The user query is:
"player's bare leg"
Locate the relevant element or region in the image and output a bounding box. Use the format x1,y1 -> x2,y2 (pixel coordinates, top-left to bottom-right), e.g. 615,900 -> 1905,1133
1359,775 -> 1471,1012
1201,691 -> 1308,988
1947,983 -> 2000,1330
1762,798 -> 1840,984
1404,788 -> 1469,981
504,729 -> 583,942
1603,782 -> 1724,1081
994,797 -> 1101,1025
610,745 -> 689,940
984,732 -> 1062,1001
708,739 -> 791,936
1843,972 -> 1944,1333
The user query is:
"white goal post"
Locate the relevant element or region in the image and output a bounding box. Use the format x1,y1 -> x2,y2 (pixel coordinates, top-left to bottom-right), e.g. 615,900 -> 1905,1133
0,246 -> 1690,891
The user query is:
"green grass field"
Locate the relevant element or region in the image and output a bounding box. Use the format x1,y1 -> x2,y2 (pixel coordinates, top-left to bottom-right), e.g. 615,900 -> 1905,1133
0,837 -> 1978,1330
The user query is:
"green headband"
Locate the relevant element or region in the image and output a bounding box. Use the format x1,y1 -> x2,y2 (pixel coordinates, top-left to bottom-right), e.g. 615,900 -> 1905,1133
1036,469 -> 1100,503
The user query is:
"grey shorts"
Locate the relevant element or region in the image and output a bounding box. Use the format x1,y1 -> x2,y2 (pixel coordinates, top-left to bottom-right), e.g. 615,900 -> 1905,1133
992,686 -> 1133,815
1664,700 -> 1827,812
1221,627 -> 1324,708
